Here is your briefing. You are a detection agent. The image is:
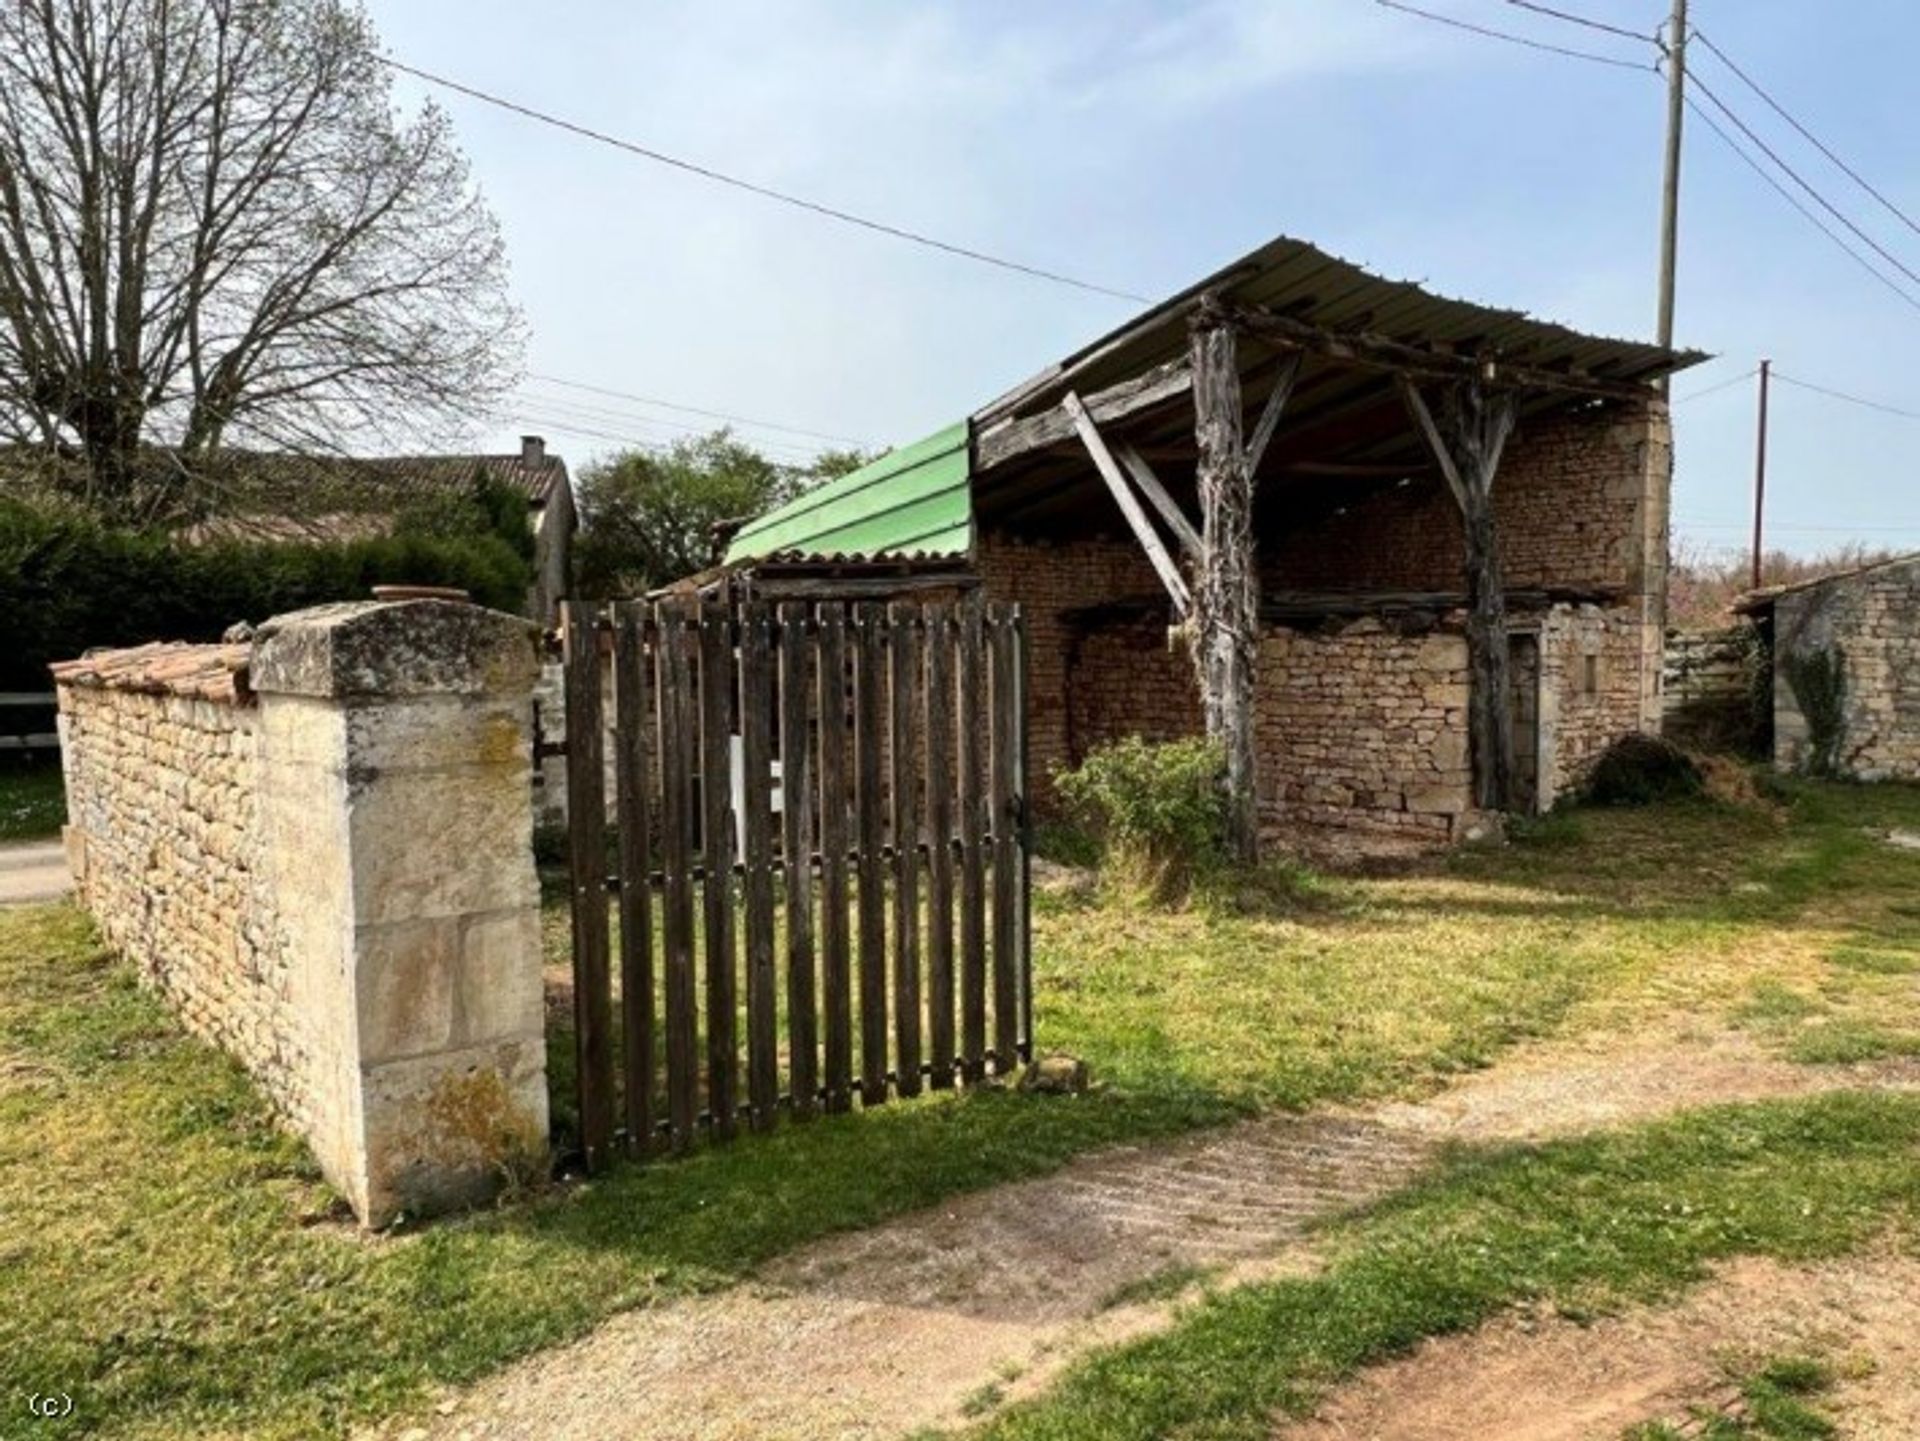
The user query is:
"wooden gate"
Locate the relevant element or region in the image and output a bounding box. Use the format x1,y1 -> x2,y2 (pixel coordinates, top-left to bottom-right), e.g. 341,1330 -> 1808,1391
559,595 -> 1031,1171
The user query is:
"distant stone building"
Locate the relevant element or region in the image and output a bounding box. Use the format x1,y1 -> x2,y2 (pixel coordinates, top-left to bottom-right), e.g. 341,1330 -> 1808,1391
1738,552 -> 1920,781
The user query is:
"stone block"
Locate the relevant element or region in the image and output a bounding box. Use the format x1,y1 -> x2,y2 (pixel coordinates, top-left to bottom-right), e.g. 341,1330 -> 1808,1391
252,599 -> 539,701
1405,783 -> 1471,816
359,1038 -> 549,1226
356,917 -> 463,1063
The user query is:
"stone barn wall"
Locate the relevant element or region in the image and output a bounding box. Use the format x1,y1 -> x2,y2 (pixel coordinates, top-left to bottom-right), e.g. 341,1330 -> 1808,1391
54,601 -> 549,1226
1255,622 -> 1474,844
1769,555 -> 1920,780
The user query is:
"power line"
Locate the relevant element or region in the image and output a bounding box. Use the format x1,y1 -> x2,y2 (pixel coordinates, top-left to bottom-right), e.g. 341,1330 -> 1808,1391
378,56 -> 1148,305
509,412 -> 836,464
523,371 -> 869,447
1376,0 -> 1920,323
1772,371 -> 1920,423
1682,93 -> 1920,316
510,385 -> 830,449
1373,0 -> 1654,69
1688,71 -> 1920,292
509,394 -> 826,462
1674,366 -> 1758,405
1499,0 -> 1654,45
1677,518 -> 1920,534
1690,28 -> 1920,243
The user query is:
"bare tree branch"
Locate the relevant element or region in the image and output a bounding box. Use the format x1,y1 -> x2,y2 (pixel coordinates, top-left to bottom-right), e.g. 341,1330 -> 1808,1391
0,0 -> 523,519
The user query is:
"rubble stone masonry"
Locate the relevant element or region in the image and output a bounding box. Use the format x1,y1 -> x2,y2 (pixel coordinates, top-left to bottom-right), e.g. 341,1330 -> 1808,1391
1771,555 -> 1920,780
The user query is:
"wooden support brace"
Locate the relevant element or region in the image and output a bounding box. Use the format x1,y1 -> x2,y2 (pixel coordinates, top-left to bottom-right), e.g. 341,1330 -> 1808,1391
1244,351 -> 1303,477
1113,439 -> 1201,559
1064,390 -> 1191,615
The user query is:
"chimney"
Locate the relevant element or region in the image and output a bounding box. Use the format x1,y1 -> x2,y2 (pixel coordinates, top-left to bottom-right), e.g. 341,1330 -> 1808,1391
520,434 -> 545,465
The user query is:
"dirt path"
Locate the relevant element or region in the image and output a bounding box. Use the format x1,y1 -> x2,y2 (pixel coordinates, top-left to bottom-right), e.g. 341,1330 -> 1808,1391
387,1032 -> 1919,1441
0,840 -> 69,906
1278,1252 -> 1920,1441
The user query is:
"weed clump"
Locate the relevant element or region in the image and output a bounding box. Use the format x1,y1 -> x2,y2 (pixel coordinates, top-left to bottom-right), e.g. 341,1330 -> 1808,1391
1055,736 -> 1227,902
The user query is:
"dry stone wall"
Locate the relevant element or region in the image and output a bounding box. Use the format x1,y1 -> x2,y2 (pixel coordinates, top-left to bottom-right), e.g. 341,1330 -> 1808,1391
1255,623 -> 1473,843
1771,556 -> 1920,780
54,659 -> 332,1128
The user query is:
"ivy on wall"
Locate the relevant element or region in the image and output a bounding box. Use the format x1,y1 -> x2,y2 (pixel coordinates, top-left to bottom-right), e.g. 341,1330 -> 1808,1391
1784,644 -> 1848,778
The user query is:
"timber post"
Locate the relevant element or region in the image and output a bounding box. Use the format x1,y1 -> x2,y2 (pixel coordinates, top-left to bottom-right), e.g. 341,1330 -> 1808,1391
1189,303 -> 1261,863
1400,376 -> 1519,812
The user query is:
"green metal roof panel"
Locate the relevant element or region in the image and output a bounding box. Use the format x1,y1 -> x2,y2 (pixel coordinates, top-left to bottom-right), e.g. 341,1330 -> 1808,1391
724,420 -> 971,565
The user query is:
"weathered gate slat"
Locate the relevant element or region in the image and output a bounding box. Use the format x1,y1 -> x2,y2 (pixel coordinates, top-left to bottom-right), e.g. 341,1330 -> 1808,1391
1014,606 -> 1033,1063
739,603 -> 779,1132
777,602 -> 818,1118
568,594 -> 1030,1155
815,605 -> 854,1112
563,601 -> 615,1171
611,603 -> 655,1156
956,596 -> 989,1081
658,604 -> 700,1149
989,604 -> 1020,1072
888,603 -> 923,1098
853,602 -> 889,1106
699,601 -> 739,1139
922,602 -> 956,1088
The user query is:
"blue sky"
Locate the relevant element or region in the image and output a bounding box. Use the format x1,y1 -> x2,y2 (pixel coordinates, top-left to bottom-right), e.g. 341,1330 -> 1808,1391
366,0 -> 1920,559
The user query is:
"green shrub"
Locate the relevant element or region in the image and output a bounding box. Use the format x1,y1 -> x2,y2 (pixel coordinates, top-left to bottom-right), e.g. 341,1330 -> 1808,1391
1585,733 -> 1705,807
0,493 -> 531,689
1054,736 -> 1227,899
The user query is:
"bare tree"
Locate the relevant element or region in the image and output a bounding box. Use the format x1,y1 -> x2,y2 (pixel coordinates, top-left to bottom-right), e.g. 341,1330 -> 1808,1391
0,0 -> 521,519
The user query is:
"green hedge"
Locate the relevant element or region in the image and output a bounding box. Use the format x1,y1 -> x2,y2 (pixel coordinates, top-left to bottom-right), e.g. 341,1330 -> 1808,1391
0,495 -> 532,691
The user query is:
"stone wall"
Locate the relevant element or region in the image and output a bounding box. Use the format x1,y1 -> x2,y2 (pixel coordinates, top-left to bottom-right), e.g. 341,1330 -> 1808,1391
52,649 -> 326,1119
1770,555 -> 1920,780
978,527 -> 1655,846
1255,622 -> 1474,844
54,600 -> 548,1226
1262,401 -> 1670,600
976,532 -> 1178,791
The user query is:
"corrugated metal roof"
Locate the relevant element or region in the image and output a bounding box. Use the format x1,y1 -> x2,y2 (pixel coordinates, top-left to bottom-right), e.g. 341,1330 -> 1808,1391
976,234 -> 1705,427
723,420 -> 971,565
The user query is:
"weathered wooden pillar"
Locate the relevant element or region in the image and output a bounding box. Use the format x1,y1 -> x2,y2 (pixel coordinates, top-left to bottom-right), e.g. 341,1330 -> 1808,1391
1190,312 -> 1261,862
1401,377 -> 1519,812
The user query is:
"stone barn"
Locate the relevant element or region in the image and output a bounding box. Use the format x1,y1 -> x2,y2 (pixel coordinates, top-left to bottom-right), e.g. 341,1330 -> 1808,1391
712,234 -> 1702,854
1737,552 -> 1920,781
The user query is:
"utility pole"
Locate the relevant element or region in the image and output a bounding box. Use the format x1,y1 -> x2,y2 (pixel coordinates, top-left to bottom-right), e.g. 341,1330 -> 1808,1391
1655,0 -> 1689,381
1750,359 -> 1772,589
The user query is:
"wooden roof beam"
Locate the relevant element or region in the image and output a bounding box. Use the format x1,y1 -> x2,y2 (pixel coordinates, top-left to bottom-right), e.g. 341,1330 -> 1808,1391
975,358 -> 1191,473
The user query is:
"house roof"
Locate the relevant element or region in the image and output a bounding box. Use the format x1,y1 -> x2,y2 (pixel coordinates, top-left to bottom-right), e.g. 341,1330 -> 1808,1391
723,421 -> 970,565
723,232 -> 1705,567
1733,551 -> 1920,615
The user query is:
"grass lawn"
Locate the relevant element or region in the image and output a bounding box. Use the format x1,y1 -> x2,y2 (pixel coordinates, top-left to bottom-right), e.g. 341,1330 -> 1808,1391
1,779 -> 1917,1438
0,759 -> 65,842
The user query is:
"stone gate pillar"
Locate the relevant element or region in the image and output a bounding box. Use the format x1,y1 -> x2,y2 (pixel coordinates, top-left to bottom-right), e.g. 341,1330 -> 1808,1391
249,599 -> 548,1225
